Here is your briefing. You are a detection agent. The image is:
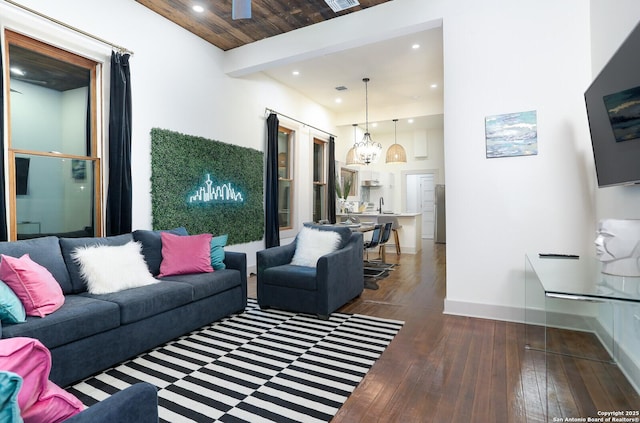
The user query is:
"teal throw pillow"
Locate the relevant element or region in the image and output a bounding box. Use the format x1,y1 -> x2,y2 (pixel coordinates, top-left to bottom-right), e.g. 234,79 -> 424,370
0,371 -> 23,423
210,235 -> 228,270
0,280 -> 26,324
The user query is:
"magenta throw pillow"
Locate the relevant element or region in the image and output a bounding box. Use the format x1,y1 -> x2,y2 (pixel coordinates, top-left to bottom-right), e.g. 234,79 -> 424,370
0,337 -> 83,422
158,233 -> 214,277
0,254 -> 65,317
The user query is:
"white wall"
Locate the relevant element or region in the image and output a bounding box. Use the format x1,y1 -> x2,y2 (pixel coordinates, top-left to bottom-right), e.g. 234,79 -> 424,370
441,1 -> 593,319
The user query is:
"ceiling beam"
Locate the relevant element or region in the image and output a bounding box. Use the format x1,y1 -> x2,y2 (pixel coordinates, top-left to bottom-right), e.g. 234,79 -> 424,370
223,1 -> 443,77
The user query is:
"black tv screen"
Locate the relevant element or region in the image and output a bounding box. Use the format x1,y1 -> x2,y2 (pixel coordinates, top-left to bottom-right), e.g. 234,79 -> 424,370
585,21 -> 640,187
15,157 -> 29,195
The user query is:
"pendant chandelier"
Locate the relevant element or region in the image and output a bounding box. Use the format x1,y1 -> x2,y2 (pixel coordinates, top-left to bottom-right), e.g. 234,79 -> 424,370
346,124 -> 361,165
386,119 -> 407,163
354,78 -> 382,165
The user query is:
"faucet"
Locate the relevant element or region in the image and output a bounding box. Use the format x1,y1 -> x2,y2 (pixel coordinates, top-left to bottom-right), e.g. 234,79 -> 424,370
378,197 -> 384,214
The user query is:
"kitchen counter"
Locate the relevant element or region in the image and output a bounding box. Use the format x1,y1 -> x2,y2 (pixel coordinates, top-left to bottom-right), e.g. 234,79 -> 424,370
337,212 -> 422,254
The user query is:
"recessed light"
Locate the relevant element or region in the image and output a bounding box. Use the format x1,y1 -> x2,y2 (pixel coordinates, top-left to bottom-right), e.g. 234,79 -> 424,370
412,43 -> 420,49
335,98 -> 342,104
430,83 -> 438,88
292,70 -> 300,76
408,119 -> 414,124
372,122 -> 378,128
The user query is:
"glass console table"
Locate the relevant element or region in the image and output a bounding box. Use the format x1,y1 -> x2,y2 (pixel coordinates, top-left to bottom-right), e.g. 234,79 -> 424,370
524,253 -> 640,419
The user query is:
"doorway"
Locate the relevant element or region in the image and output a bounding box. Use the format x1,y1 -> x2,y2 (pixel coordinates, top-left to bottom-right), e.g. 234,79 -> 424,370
404,171 -> 438,239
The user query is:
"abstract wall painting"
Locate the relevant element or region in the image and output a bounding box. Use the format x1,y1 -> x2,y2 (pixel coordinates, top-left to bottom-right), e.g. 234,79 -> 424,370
603,85 -> 640,143
485,110 -> 538,158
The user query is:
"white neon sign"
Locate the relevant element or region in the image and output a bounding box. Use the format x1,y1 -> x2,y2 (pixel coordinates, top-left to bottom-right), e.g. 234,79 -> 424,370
188,174 -> 244,204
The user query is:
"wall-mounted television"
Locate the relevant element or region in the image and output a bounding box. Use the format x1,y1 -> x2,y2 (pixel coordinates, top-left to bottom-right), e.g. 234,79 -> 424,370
15,157 -> 30,195
585,21 -> 640,188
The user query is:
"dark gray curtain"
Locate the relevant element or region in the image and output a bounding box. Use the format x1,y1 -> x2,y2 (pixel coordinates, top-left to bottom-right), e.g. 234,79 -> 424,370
328,136 -> 336,223
0,43 -> 7,241
106,52 -> 132,236
265,113 -> 280,247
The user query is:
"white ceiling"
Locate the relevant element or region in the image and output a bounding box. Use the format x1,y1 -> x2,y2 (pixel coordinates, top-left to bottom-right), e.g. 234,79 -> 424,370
261,26 -> 444,134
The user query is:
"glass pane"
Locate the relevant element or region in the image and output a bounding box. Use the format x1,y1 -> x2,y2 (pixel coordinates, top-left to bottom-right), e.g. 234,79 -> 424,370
313,184 -> 326,222
15,154 -> 95,239
313,142 -> 323,182
9,44 -> 91,156
278,180 -> 291,228
277,130 -> 289,178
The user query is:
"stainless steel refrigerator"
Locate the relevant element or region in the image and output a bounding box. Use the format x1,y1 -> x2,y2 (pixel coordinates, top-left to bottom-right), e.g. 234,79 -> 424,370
434,184 -> 446,244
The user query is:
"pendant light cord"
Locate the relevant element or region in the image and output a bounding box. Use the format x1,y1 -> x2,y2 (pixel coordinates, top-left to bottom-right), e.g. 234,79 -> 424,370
363,78 -> 370,133
394,118 -> 398,144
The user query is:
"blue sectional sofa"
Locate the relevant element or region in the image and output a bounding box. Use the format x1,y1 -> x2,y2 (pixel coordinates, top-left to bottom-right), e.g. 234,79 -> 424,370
0,229 -> 247,388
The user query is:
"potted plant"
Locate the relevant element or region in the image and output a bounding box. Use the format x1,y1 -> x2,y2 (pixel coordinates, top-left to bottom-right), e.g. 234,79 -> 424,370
335,176 -> 352,215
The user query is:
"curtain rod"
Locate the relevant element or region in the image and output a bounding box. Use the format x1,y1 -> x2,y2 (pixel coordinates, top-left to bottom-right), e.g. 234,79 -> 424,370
265,108 -> 336,138
5,0 -> 134,55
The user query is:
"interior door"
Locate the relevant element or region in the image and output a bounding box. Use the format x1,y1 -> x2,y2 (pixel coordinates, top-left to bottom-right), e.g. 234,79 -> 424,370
420,175 -> 434,239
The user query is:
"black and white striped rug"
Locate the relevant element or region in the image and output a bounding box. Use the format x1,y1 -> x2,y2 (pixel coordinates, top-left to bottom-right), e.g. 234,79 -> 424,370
67,299 -> 404,423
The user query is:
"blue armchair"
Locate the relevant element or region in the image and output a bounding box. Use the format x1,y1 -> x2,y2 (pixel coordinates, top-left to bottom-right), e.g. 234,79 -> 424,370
257,225 -> 364,319
66,383 -> 158,423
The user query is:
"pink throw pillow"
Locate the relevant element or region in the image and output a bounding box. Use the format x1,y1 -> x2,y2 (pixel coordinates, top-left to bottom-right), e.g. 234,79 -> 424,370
0,254 -> 65,317
0,337 -> 83,422
158,232 -> 214,277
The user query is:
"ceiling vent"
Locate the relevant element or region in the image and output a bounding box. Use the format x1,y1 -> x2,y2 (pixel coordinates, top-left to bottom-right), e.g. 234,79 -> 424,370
324,0 -> 360,13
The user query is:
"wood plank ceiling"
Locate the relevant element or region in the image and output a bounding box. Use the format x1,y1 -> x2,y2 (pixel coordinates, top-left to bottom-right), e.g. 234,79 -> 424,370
135,0 -> 392,51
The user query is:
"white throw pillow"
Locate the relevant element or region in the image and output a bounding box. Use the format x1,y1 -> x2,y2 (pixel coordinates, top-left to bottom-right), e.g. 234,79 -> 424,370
290,227 -> 342,267
72,241 -> 159,294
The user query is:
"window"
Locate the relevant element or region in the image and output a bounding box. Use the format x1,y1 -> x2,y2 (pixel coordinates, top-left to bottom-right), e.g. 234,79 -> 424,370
5,30 -> 101,240
277,126 -> 293,229
312,138 -> 326,222
340,168 -> 358,197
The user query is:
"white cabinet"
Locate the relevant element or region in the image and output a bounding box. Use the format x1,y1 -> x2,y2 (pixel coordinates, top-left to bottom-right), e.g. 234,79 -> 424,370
413,129 -> 428,158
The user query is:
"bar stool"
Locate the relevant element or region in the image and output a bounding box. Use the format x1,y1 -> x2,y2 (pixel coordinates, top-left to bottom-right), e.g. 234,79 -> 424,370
363,224 -> 383,261
377,216 -> 402,255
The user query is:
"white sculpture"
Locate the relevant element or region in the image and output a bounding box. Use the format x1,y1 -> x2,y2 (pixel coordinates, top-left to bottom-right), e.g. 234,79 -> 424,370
595,219 -> 640,276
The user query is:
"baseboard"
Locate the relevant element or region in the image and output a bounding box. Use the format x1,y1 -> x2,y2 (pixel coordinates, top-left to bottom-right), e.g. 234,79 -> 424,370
247,264 -> 257,276
443,298 -> 640,394
443,298 -> 524,323
444,298 -> 595,329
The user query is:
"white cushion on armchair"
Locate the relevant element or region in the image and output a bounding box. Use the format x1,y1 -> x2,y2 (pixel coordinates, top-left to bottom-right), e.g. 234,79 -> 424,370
290,227 -> 341,267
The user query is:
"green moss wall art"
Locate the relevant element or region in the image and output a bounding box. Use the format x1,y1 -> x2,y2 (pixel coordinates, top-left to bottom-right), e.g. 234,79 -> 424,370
150,128 -> 264,244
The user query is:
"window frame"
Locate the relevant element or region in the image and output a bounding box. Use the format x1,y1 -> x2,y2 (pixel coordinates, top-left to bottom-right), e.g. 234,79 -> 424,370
312,137 -> 327,222
277,125 -> 294,231
4,29 -> 102,240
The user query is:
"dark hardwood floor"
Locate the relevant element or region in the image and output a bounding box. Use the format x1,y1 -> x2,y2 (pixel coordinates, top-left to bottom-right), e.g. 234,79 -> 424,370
248,240 -> 640,422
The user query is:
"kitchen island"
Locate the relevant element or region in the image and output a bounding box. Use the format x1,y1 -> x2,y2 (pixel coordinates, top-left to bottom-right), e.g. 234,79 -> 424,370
337,212 -> 422,254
